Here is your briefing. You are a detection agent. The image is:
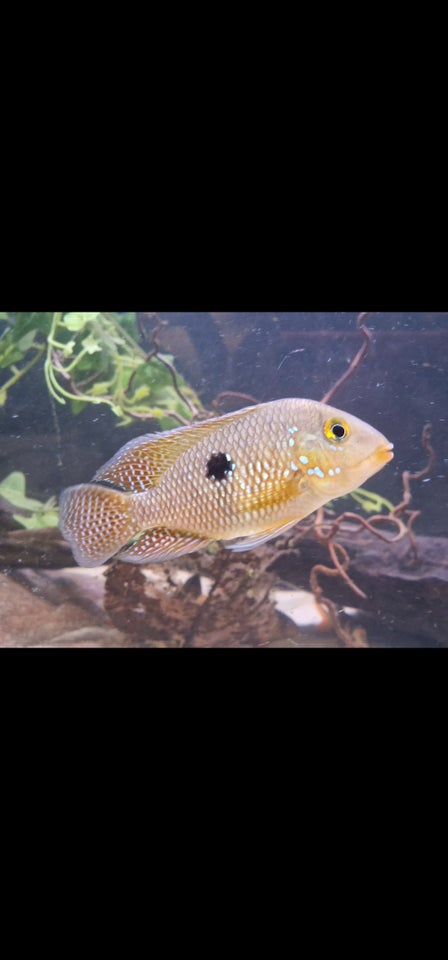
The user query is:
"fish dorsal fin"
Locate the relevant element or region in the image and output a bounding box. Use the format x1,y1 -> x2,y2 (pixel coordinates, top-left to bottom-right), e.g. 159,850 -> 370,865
225,517 -> 300,552
93,406 -> 260,492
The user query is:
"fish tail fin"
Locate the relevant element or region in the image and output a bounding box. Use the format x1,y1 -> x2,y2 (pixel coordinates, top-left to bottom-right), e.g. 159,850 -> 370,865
59,483 -> 140,567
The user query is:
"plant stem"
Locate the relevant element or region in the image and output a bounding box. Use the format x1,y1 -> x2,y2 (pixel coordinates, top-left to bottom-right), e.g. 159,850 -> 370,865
0,344 -> 45,402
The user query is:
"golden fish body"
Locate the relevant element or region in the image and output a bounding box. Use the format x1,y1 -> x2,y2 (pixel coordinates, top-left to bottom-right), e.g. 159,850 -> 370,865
59,398 -> 393,567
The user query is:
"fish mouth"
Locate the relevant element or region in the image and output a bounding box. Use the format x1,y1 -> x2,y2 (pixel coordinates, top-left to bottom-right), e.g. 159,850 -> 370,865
358,441 -> 394,471
375,442 -> 394,465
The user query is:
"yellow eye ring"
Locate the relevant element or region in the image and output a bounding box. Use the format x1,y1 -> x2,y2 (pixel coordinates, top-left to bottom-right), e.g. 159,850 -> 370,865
324,418 -> 349,442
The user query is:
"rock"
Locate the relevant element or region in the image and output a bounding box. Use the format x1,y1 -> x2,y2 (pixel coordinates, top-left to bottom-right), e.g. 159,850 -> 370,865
0,565 -> 108,646
35,626 -> 127,647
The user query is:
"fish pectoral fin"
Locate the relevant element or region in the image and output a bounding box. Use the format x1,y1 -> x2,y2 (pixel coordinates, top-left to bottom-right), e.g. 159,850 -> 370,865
118,527 -> 210,564
225,518 -> 300,552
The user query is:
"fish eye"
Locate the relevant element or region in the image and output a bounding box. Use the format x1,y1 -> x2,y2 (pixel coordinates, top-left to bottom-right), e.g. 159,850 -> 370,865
324,418 -> 349,442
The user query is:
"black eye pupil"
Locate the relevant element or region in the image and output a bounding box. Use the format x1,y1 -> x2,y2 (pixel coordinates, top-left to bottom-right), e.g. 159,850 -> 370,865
332,423 -> 346,439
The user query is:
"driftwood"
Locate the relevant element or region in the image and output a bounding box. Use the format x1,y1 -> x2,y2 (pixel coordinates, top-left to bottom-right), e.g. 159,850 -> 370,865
0,526 -> 73,569
103,546 -> 287,647
268,531 -> 448,645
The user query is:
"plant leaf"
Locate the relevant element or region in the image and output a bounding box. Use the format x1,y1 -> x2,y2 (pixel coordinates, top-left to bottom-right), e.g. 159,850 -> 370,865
0,471 -> 49,512
81,333 -> 102,355
62,312 -> 101,331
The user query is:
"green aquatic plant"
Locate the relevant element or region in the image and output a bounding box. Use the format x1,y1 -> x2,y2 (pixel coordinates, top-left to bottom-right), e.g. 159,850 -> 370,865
0,471 -> 59,529
347,488 -> 395,514
0,312 -> 52,408
325,487 -> 395,516
0,312 -> 203,428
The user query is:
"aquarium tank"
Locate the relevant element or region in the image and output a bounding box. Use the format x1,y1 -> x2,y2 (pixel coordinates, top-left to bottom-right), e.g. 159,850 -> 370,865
0,311 -> 446,647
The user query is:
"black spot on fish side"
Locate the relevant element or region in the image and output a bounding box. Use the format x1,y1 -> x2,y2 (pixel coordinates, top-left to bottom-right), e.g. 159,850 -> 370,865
206,451 -> 235,482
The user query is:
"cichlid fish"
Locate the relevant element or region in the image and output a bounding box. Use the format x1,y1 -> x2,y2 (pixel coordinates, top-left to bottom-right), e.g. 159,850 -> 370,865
59,398 -> 393,567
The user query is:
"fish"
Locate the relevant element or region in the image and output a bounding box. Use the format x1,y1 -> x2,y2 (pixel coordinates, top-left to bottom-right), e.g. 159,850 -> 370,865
59,398 -> 394,567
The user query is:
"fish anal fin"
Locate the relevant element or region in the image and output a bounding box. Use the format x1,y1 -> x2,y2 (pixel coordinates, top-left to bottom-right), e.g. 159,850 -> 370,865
226,517 -> 300,552
119,527 -> 210,564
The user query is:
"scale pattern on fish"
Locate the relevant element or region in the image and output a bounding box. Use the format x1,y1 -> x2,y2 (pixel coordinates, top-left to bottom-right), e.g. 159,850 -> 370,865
59,398 -> 393,566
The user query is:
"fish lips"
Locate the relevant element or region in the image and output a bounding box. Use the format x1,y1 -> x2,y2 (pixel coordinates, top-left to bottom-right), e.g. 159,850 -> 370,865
356,441 -> 394,477
376,442 -> 394,465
